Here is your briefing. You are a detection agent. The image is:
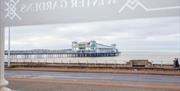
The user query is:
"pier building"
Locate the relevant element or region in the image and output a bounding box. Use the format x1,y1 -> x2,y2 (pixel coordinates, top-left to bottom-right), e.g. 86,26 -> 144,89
72,41 -> 118,53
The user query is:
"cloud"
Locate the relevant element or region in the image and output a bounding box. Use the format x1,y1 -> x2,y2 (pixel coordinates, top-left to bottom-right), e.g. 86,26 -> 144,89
5,16 -> 180,52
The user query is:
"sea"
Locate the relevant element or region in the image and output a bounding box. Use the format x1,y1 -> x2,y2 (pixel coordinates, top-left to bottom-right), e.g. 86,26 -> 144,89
7,52 -> 180,65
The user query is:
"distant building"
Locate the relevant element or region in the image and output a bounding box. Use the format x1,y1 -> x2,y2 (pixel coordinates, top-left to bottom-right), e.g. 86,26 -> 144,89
72,41 -> 118,53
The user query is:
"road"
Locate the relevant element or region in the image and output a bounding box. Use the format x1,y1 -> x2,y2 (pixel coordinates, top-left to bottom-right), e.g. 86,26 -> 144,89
5,70 -> 180,91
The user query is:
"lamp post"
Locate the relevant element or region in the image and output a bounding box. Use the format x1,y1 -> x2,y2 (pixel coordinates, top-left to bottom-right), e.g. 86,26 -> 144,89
0,0 -> 12,90
7,27 -> 11,67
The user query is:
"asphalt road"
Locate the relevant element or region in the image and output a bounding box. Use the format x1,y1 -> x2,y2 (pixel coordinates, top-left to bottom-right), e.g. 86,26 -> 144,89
5,70 -> 180,84
5,70 -> 180,91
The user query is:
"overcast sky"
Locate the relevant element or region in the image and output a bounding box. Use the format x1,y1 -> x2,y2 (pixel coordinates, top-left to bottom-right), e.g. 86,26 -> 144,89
5,16 -> 180,52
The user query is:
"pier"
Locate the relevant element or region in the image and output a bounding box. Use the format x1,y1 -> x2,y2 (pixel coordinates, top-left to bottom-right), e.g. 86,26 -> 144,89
5,49 -> 120,59
5,41 -> 120,58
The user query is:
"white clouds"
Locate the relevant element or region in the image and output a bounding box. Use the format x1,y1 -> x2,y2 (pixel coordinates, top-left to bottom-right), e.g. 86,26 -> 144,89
145,34 -> 180,42
5,16 -> 180,52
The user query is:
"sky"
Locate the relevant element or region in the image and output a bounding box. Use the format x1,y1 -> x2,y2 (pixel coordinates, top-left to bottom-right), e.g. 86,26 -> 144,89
5,16 -> 180,52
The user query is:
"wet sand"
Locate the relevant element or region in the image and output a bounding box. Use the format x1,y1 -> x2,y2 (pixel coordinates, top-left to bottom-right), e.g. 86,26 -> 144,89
7,78 -> 180,91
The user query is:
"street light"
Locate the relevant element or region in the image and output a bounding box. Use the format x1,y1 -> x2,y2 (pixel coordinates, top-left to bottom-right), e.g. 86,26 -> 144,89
7,27 -> 11,67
